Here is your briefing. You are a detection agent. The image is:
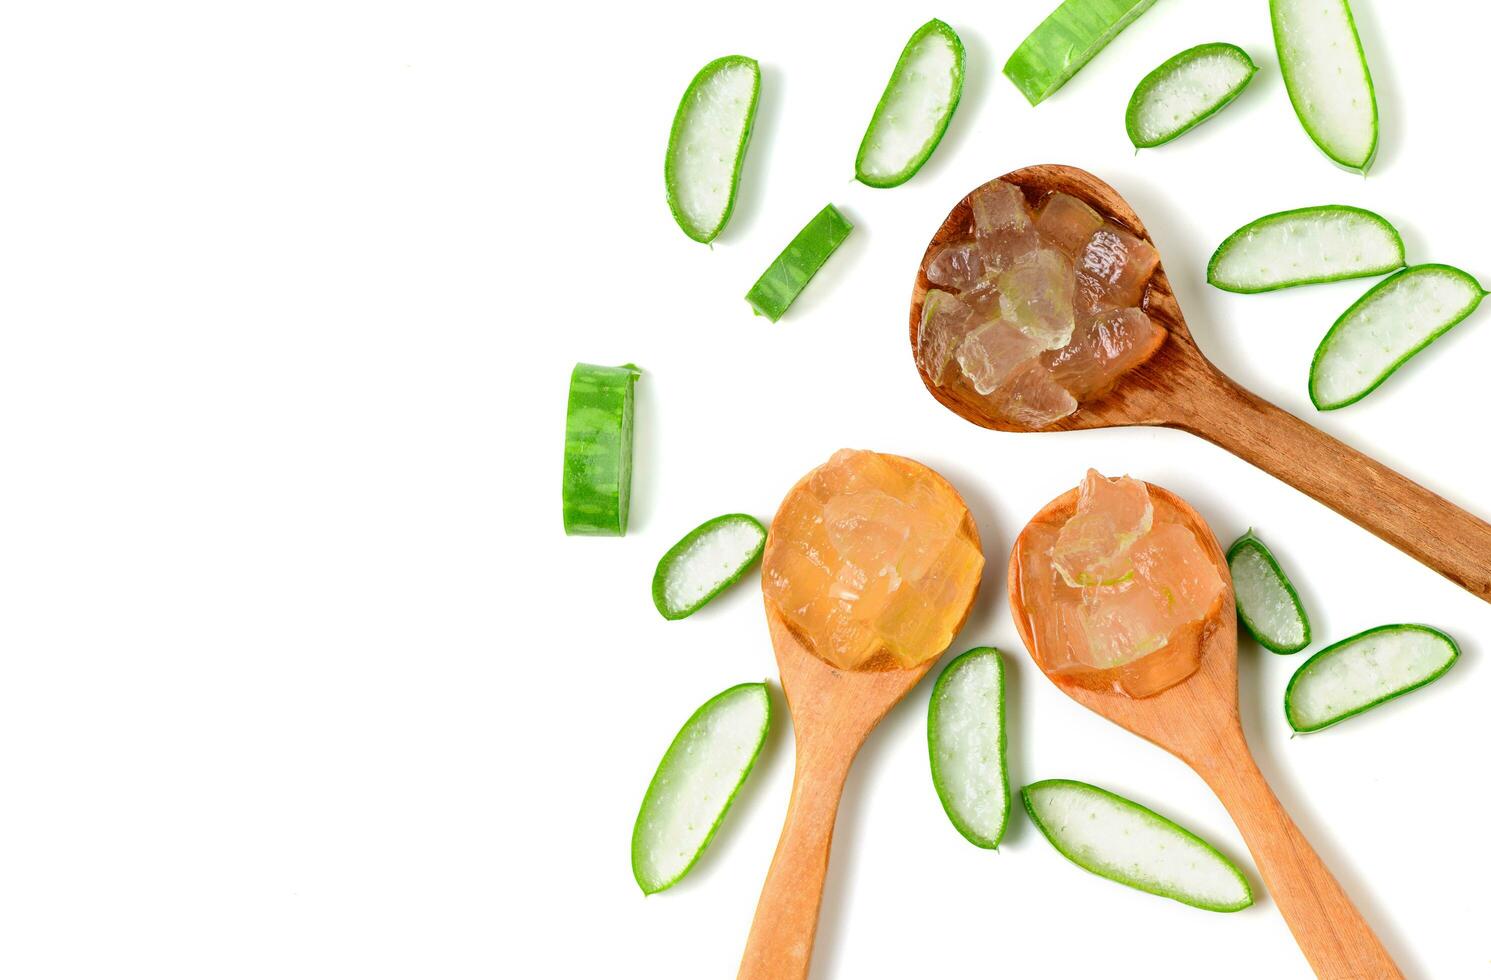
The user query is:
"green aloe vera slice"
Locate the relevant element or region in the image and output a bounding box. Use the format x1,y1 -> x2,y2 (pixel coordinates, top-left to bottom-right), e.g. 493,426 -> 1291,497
1003,0 -> 1159,106
855,19 -> 965,188
1271,0 -> 1378,172
1207,205 -> 1404,293
562,363 -> 640,536
927,648 -> 1009,849
632,683 -> 771,894
1309,264 -> 1487,410
745,204 -> 854,322
1023,779 -> 1253,912
665,56 -> 760,243
1285,625 -> 1459,733
1227,530 -> 1310,654
1125,42 -> 1257,148
652,514 -> 767,620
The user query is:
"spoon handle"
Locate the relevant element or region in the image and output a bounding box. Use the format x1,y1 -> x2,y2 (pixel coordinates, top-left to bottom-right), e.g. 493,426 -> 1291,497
1196,741 -> 1403,979
1178,376 -> 1491,602
737,732 -> 858,980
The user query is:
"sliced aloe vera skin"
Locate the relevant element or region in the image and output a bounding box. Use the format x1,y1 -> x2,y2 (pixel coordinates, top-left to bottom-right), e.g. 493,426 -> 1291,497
562,363 -> 641,536
1022,779 -> 1253,912
1309,264 -> 1487,410
1125,42 -> 1257,148
1227,530 -> 1311,654
632,683 -> 771,894
664,56 -> 760,244
1207,205 -> 1405,294
652,514 -> 767,620
855,20 -> 965,189
745,205 -> 854,322
927,648 -> 1010,849
1003,0 -> 1159,106
1271,0 -> 1378,172
1285,625 -> 1459,733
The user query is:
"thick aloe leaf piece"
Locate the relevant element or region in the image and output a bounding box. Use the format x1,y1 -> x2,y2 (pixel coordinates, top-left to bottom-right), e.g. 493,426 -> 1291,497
745,205 -> 854,322
1286,625 -> 1459,733
632,683 -> 771,894
927,648 -> 1009,849
1309,264 -> 1487,410
665,56 -> 760,243
652,514 -> 766,620
1125,42 -> 1257,148
1227,530 -> 1310,654
855,19 -> 965,188
1207,205 -> 1404,293
1023,779 -> 1253,912
562,363 -> 641,536
1271,0 -> 1377,172
1003,0 -> 1159,106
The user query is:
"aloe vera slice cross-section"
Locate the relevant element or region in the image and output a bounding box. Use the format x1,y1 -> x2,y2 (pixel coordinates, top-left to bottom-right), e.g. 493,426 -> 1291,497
652,514 -> 766,620
632,683 -> 771,894
1227,530 -> 1310,654
1271,0 -> 1378,171
1003,0 -> 1159,106
927,648 -> 1009,849
1285,625 -> 1458,732
1023,779 -> 1253,912
665,56 -> 760,243
1207,206 -> 1404,293
1310,264 -> 1487,410
1126,42 -> 1257,148
855,19 -> 965,188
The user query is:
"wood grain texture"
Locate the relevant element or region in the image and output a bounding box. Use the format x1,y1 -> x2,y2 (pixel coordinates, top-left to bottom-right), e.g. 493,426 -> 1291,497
738,454 -> 982,980
912,163 -> 1491,603
1008,482 -> 1403,980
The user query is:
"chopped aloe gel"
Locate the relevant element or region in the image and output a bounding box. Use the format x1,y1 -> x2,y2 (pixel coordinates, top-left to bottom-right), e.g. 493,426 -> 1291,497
1310,264 -> 1487,410
1003,0 -> 1160,105
1014,471 -> 1226,698
761,450 -> 983,671
1126,43 -> 1258,149
1023,779 -> 1253,912
653,514 -> 767,620
1286,625 -> 1459,732
664,56 -> 760,243
916,179 -> 1166,427
562,363 -> 641,536
1227,530 -> 1310,654
1271,0 -> 1378,172
1208,206 -> 1405,294
928,648 -> 1010,849
745,204 -> 854,322
632,683 -> 771,893
855,19 -> 965,188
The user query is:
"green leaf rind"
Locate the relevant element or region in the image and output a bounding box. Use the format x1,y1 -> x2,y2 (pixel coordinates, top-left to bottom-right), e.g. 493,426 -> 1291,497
1021,778 -> 1254,912
631,682 -> 772,894
1226,529 -> 1312,654
1270,0 -> 1378,172
664,56 -> 761,244
745,204 -> 855,322
927,647 -> 1010,849
562,363 -> 641,536
1206,205 -> 1405,294
1309,264 -> 1487,411
1284,624 -> 1459,733
651,513 -> 767,620
1003,0 -> 1160,106
1124,42 -> 1257,149
855,19 -> 966,189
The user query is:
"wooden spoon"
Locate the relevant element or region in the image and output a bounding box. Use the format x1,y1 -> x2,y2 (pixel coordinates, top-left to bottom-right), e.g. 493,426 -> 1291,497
737,453 -> 982,980
1008,480 -> 1402,980
913,163 -> 1491,603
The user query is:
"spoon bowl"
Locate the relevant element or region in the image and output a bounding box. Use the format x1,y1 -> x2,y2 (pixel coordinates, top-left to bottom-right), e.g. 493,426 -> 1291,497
1009,478 -> 1402,979
737,452 -> 981,980
914,164 -> 1491,602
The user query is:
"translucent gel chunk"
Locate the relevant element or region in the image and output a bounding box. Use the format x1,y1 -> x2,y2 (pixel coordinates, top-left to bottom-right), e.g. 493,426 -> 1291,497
970,180 -> 1040,273
998,249 -> 1076,349
1052,471 -> 1153,586
1076,223 -> 1159,312
918,289 -> 979,386
1035,192 -> 1104,255
1044,308 -> 1166,400
985,360 -> 1077,428
955,320 -> 1042,395
927,241 -> 989,292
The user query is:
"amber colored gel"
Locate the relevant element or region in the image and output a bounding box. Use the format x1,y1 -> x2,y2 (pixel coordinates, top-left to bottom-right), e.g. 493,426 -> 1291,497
762,450 -> 984,671
1016,470 -> 1226,698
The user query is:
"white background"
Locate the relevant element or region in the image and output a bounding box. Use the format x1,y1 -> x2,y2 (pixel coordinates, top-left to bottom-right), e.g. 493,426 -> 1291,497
1,1 -> 1486,977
